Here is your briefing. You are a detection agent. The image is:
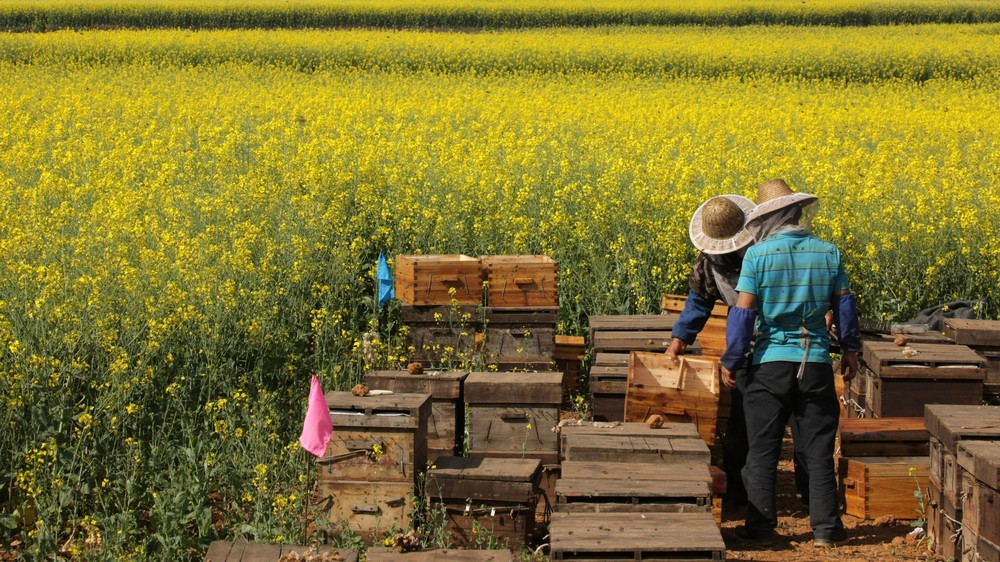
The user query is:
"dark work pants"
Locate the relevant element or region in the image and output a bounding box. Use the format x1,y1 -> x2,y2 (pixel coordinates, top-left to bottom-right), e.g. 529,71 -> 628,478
739,361 -> 844,539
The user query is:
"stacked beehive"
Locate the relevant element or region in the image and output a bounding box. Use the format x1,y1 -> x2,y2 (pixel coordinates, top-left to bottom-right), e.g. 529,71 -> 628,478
836,417 -> 931,521
395,254 -> 561,371
586,313 -> 677,422
549,422 -> 726,560
315,392 -> 431,543
925,404 -> 1000,561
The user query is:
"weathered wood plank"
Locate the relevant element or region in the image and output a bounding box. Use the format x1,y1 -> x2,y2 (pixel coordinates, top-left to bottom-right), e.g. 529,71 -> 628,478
562,434 -> 709,464
589,314 -> 678,332
204,541 -> 233,562
957,439 -> 1000,489
838,417 -> 929,457
366,548 -> 515,561
549,512 -> 725,560
426,456 -> 541,502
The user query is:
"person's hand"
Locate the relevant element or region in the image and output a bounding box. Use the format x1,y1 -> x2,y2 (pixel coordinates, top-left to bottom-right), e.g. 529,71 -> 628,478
667,338 -> 686,366
720,364 -> 737,389
840,351 -> 859,383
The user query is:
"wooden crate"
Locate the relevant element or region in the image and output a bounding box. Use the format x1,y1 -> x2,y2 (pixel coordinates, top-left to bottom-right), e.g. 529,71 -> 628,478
943,318 -> 1000,388
480,306 -> 558,367
838,456 -> 929,520
862,341 -> 986,418
555,460 -> 712,513
316,480 -> 414,543
395,255 -> 483,306
320,392 -> 431,484
661,293 -> 728,357
480,255 -> 558,308
366,548 -> 515,561
465,372 -> 562,456
625,352 -> 720,445
204,542 -> 358,562
405,325 -> 476,368
549,512 -> 725,561
957,440 -> 1000,546
364,370 -> 467,459
588,352 -> 629,422
425,456 -> 541,550
838,417 -> 929,457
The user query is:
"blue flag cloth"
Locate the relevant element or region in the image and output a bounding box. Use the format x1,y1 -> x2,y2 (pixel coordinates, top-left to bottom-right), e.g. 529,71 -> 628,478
377,252 -> 395,307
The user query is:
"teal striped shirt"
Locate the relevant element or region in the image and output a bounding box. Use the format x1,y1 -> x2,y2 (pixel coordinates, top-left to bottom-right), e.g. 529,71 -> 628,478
735,231 -> 849,365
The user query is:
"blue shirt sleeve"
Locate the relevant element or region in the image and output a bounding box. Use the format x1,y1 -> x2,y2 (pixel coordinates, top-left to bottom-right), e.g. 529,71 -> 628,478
671,289 -> 717,345
735,247 -> 758,295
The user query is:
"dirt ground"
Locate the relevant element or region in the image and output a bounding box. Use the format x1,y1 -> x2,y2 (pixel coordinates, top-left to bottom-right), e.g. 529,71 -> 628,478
719,444 -> 941,562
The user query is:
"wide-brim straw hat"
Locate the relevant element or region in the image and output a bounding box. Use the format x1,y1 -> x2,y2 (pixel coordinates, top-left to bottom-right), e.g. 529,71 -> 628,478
688,194 -> 755,255
745,178 -> 818,226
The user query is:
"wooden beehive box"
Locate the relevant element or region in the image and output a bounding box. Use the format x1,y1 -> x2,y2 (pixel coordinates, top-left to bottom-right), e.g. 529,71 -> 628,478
319,392 -> 431,483
425,456 -> 542,550
204,542 -> 358,562
838,417 -> 929,457
364,370 -> 467,459
395,254 -> 483,306
548,512 -> 725,561
957,440 -> 1000,547
927,474 -> 963,561
480,255 -> 558,308
555,460 -> 713,514
479,306 -> 558,365
586,314 -> 680,422
862,341 -> 986,418
465,371 -> 562,457
366,548 -> 516,561
943,318 -> 1000,389
316,479 -> 415,543
625,352 -> 720,445
554,335 -> 586,403
926,405 -> 1000,505
661,293 -> 728,357
838,456 -> 929,520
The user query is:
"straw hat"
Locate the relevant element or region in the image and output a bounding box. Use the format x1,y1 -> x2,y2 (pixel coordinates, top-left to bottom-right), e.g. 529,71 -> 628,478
745,178 -> 818,226
688,194 -> 755,254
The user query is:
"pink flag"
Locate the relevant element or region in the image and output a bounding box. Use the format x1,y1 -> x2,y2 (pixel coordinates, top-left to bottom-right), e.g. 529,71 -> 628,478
299,375 -> 333,457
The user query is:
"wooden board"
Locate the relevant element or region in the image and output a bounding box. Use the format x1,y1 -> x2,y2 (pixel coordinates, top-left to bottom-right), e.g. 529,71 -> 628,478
942,318 -> 1000,347
204,542 -> 358,562
549,512 -> 725,561
466,405 -> 559,454
556,468 -> 711,512
561,434 -> 709,465
559,421 -> 701,461
661,294 -> 728,317
426,456 -> 541,503
366,548 -> 514,561
958,440 -> 1000,489
838,456 -> 929,520
395,254 -> 483,306
315,480 -> 413,543
481,255 -> 558,308
862,341 -> 987,378
464,371 -> 563,404
625,352 -> 720,445
838,417 -> 929,457
588,314 -> 678,335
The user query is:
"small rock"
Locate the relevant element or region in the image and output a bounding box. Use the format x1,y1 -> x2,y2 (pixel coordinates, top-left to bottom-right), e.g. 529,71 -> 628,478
351,383 -> 369,397
646,414 -> 665,429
